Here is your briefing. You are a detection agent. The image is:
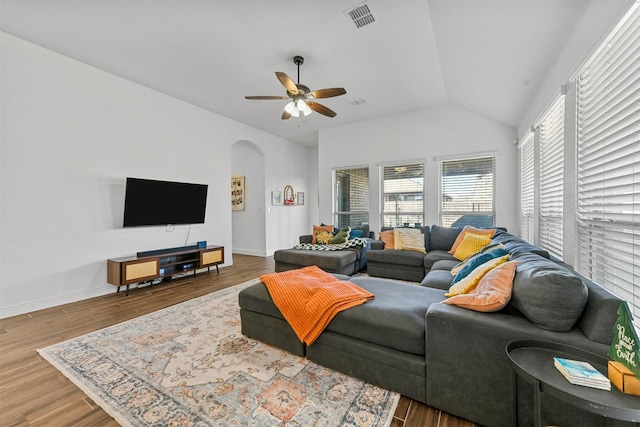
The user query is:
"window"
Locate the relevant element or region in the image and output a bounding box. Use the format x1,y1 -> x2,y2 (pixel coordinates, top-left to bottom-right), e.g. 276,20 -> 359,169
576,3 -> 639,317
333,167 -> 369,228
519,133 -> 535,243
538,96 -> 565,258
440,156 -> 496,228
381,163 -> 424,227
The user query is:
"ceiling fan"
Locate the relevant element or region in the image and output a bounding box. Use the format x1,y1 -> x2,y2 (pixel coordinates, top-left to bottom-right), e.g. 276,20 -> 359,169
245,56 -> 346,120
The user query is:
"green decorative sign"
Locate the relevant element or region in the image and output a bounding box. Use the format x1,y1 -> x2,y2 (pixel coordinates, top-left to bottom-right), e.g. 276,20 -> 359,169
609,301 -> 640,378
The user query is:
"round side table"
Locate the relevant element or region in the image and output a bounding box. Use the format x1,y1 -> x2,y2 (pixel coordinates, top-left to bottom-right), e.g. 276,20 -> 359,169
506,339 -> 640,426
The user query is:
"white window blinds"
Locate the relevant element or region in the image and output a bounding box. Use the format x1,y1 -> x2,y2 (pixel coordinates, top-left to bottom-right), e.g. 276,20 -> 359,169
539,96 -> 565,259
381,163 -> 424,228
440,156 -> 496,228
520,134 -> 535,243
576,3 -> 639,316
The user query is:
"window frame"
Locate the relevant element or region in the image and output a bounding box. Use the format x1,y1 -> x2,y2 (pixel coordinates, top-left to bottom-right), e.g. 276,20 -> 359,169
439,155 -> 496,228
379,162 -> 425,228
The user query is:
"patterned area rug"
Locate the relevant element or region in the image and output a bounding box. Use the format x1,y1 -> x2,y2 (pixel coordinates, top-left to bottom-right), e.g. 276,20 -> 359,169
38,279 -> 399,426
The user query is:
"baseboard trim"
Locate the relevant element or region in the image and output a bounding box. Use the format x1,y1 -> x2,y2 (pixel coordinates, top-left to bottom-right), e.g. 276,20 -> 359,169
232,248 -> 267,257
0,286 -> 114,319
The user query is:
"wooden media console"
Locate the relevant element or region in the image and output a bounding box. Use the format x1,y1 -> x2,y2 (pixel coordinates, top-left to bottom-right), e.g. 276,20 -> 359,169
107,245 -> 224,295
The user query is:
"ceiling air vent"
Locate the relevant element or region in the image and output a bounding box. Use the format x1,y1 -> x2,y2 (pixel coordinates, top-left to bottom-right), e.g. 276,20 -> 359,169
344,1 -> 378,30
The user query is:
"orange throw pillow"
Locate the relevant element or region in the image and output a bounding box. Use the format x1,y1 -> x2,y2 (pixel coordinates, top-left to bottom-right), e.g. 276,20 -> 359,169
312,225 -> 334,244
443,261 -> 517,312
380,230 -> 394,249
449,226 -> 496,254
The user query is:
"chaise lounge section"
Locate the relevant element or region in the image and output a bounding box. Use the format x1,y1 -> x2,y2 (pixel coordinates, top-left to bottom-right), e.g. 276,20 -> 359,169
274,225 -> 373,276
240,226 -> 629,426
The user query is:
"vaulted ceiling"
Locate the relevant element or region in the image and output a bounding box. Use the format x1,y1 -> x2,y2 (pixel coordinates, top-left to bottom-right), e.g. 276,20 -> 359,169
0,0 -> 631,146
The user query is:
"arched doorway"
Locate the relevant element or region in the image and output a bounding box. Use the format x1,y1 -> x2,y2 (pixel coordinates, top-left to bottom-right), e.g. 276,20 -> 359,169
231,140 -> 266,256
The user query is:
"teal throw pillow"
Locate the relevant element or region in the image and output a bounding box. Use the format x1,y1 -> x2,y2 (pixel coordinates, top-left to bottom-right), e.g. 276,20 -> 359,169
451,248 -> 508,285
350,229 -> 364,239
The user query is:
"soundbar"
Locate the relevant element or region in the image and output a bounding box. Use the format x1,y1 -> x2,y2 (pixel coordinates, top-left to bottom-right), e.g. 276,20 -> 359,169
137,245 -> 199,258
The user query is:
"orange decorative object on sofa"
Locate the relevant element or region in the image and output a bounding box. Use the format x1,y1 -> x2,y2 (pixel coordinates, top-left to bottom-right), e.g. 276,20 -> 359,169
260,266 -> 374,345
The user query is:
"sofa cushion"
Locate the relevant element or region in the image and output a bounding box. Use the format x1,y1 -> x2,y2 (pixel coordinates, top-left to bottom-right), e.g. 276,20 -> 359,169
341,224 -> 369,240
443,261 -> 517,312
492,230 -> 550,258
274,249 -> 357,271
312,224 -> 334,244
576,269 -> 624,345
380,230 -> 394,249
429,225 -> 463,251
325,277 -> 447,355
451,247 -> 509,284
451,243 -> 507,275
509,252 -> 588,332
316,230 -> 334,244
366,248 -> 425,266
449,225 -> 497,254
445,254 -> 510,297
329,226 -> 350,244
424,250 -> 458,270
452,233 -> 493,261
393,228 -> 426,254
431,259 -> 459,271
420,270 -> 454,290
350,229 -> 363,239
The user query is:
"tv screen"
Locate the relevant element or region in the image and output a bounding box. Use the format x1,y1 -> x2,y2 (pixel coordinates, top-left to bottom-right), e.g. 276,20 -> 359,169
123,178 -> 208,227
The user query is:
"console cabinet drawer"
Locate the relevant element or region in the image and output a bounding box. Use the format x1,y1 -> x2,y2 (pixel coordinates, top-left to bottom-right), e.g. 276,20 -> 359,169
201,247 -> 224,266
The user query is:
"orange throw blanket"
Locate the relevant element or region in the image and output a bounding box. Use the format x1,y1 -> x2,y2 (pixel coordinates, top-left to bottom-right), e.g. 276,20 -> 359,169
260,266 -> 374,345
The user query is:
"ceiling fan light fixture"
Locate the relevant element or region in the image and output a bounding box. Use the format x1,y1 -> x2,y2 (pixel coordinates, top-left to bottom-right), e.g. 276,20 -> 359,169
285,101 -> 300,117
297,99 -> 312,116
246,55 -> 346,120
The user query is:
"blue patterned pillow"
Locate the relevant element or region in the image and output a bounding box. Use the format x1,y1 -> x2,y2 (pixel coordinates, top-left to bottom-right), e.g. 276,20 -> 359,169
451,248 -> 508,285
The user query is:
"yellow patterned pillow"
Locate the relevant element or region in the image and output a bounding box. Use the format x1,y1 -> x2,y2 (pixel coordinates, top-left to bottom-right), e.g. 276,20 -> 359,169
453,233 -> 492,261
315,231 -> 334,245
393,228 -> 426,254
445,254 -> 510,297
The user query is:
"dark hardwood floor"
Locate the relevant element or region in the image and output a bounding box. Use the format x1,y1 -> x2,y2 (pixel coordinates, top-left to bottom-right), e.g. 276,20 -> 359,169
0,254 -> 476,427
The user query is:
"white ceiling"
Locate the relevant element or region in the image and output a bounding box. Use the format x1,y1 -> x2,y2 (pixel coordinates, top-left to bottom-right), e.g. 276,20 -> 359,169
0,0 -> 631,146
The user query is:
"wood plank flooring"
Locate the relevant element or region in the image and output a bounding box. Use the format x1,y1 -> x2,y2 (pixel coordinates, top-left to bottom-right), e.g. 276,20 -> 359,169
0,254 -> 476,427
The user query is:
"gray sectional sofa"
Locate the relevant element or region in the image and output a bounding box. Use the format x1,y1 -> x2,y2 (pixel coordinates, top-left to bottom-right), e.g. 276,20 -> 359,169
239,226 -> 628,426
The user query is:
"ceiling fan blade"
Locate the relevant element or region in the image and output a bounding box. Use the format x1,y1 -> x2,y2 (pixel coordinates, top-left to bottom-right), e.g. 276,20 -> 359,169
276,72 -> 298,95
309,87 -> 347,99
245,96 -> 289,100
281,111 -> 292,120
307,101 -> 337,118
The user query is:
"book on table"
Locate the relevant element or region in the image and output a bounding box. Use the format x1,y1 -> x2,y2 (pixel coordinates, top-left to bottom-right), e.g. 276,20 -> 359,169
554,357 -> 611,391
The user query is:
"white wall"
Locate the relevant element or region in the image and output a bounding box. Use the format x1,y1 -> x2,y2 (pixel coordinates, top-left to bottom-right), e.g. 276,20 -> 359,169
516,0 -> 633,138
0,33 -> 310,318
231,141 -> 266,256
318,106 -> 518,235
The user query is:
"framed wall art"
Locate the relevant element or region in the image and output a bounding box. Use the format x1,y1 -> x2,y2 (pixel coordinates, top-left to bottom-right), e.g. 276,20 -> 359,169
231,176 -> 245,211
297,192 -> 304,206
271,189 -> 282,206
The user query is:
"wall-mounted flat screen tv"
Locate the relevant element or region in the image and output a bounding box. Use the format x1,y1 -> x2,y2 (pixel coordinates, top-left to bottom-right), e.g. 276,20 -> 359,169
123,177 -> 208,227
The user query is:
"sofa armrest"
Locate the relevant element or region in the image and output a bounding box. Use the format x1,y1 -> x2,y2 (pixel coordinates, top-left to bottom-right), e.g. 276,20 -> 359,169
370,240 -> 385,250
425,303 -> 609,427
299,234 -> 312,244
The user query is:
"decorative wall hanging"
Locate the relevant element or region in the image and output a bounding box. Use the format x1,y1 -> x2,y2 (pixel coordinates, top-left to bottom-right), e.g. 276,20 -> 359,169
271,189 -> 282,206
284,185 -> 295,205
297,192 -> 305,206
231,176 -> 245,211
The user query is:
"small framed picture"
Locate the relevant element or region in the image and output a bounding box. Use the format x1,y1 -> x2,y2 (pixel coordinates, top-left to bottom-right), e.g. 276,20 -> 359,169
271,190 -> 282,206
297,192 -> 304,206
